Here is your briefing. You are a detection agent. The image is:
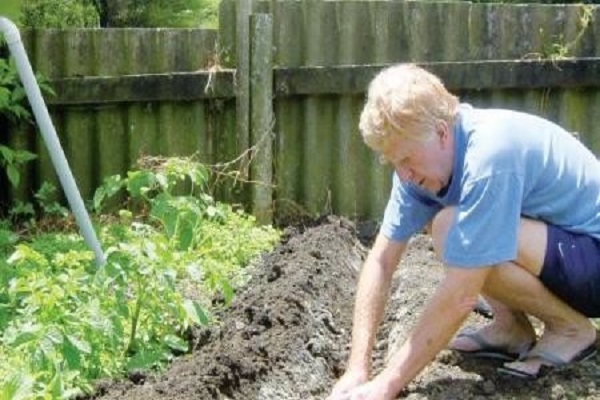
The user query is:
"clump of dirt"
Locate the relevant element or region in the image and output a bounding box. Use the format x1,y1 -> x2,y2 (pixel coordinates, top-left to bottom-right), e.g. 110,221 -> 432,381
88,216 -> 600,400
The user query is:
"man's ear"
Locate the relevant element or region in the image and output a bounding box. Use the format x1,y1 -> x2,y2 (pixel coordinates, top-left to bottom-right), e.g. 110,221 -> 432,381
437,120 -> 450,146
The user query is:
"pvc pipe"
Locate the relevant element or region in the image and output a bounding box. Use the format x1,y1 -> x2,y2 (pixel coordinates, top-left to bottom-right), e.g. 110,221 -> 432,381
0,17 -> 106,266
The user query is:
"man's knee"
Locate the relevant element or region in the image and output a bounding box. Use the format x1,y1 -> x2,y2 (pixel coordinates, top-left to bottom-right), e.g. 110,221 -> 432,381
430,207 -> 456,257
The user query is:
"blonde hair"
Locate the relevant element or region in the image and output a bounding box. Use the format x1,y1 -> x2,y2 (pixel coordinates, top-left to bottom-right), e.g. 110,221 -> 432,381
359,64 -> 459,152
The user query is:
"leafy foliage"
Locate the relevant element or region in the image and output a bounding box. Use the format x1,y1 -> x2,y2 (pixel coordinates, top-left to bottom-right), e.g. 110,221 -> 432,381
20,0 -> 100,28
0,58 -> 30,123
0,57 -> 39,189
0,157 -> 280,398
92,0 -> 219,28
0,144 -> 36,188
0,50 -> 53,200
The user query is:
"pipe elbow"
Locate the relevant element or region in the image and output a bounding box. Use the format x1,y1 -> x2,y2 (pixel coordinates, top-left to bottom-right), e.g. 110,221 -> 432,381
0,17 -> 22,46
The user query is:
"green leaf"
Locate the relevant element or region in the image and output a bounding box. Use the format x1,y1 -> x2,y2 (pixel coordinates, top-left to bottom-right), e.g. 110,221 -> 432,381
189,165 -> 208,186
0,145 -> 14,163
126,170 -> 156,198
10,87 -> 26,103
0,87 -> 11,104
11,106 -> 31,121
176,213 -> 197,251
62,338 -> 82,370
126,349 -> 166,371
163,334 -> 188,353
9,330 -> 39,348
39,326 -> 63,358
13,150 -> 37,163
6,165 -> 19,188
47,369 -> 64,399
66,334 -> 91,354
93,174 -> 123,211
219,277 -> 234,306
150,194 -> 177,238
155,172 -> 169,192
183,299 -> 209,326
0,373 -> 34,400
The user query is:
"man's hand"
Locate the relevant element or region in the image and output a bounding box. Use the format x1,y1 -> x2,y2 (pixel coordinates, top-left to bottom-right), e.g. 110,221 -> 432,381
328,374 -> 396,400
327,369 -> 368,400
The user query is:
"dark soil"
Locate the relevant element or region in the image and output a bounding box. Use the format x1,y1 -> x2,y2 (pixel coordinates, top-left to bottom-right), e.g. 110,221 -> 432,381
88,216 -> 600,400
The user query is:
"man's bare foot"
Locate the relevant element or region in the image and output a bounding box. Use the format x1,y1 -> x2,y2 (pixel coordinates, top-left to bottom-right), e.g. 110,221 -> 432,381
500,322 -> 597,377
449,321 -> 536,357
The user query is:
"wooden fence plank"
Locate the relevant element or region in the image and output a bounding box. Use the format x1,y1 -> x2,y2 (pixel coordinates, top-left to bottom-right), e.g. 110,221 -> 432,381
48,71 -> 235,104
337,1 -> 372,64
369,2 -> 405,64
128,102 -> 161,166
61,30 -> 97,200
273,97 -> 304,221
250,14 -> 273,224
271,0 -> 303,67
94,29 -> 129,195
36,32 -> 600,104
31,29 -> 65,198
237,0 -> 251,181
273,59 -> 600,96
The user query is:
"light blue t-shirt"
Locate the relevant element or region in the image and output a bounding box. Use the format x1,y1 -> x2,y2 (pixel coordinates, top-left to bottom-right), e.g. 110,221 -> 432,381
380,104 -> 600,268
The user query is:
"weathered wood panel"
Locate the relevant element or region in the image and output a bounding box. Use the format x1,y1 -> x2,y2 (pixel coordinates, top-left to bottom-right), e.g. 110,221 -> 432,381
5,28 -> 225,206
4,1 -> 600,223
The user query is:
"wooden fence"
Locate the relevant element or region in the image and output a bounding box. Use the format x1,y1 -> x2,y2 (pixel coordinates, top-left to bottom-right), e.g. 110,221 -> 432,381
3,1 -> 600,222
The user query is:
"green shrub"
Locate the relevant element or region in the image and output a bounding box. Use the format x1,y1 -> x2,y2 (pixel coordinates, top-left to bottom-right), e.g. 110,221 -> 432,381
0,48 -> 53,196
20,0 -> 100,28
95,0 -> 218,28
0,156 -> 280,398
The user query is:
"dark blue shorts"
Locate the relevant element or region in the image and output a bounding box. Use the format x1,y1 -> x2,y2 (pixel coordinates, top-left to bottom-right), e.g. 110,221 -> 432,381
540,225 -> 600,317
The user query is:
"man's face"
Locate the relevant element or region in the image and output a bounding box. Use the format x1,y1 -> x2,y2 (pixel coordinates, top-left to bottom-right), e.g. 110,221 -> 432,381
380,124 -> 454,195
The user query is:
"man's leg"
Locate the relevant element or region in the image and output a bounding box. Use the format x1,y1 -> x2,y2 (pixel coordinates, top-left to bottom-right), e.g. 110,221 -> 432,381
448,295 -> 536,356
433,209 -> 537,354
483,255 -> 596,375
431,208 -> 597,375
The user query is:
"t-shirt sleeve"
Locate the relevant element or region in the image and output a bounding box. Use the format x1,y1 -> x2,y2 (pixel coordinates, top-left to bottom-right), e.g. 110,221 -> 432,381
443,172 -> 524,267
380,174 -> 442,242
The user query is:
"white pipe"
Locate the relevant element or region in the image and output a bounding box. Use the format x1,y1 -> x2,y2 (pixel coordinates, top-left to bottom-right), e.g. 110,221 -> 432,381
0,17 -> 106,266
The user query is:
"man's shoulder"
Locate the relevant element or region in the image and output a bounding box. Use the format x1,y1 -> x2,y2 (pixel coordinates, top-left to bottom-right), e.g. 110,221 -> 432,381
461,106 -> 559,135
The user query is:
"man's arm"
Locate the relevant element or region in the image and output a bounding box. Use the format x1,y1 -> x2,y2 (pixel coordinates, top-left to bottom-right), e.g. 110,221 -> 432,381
377,266 -> 492,395
345,234 -> 408,379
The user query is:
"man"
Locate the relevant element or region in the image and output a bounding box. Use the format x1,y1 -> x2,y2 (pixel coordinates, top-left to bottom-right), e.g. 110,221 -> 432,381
328,64 -> 600,400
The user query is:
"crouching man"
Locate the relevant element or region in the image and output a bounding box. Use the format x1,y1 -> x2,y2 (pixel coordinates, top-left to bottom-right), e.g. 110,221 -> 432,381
328,64 -> 599,400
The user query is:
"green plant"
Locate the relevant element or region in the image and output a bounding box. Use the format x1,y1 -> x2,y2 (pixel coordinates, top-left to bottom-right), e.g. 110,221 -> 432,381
8,183 -> 69,230
0,52 -> 54,199
524,4 -> 594,61
92,0 -> 219,28
0,156 -> 280,397
0,144 -> 36,188
34,182 -> 69,218
0,58 -> 30,123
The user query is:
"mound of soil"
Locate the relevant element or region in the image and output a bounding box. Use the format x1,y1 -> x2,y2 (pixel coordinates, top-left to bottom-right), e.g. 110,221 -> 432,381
89,217 -> 600,399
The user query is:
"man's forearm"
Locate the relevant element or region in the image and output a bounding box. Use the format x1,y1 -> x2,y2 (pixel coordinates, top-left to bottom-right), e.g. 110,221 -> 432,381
380,285 -> 470,392
347,255 -> 397,374
379,267 -> 491,394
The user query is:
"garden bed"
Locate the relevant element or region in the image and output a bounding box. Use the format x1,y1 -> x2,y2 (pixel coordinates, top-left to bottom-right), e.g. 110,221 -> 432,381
87,216 -> 600,400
